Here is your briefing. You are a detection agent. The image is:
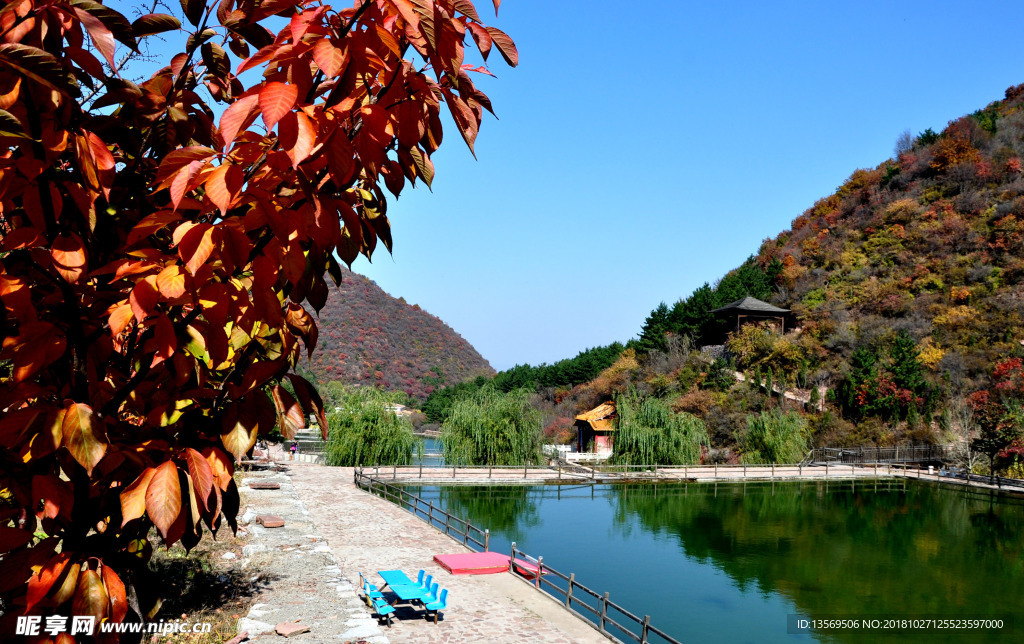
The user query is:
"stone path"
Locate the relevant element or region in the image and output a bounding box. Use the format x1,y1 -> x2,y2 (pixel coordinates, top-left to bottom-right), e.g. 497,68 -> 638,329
233,467 -> 389,643
285,463 -> 609,644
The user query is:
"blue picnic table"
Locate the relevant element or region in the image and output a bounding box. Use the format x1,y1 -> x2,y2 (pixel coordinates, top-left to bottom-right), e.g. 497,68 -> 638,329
389,583 -> 428,604
378,570 -> 415,590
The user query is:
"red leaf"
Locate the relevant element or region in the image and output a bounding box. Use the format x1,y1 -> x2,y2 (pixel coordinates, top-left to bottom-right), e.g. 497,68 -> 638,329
129,275 -> 159,321
101,565 -> 128,624
182,448 -> 216,519
0,526 -> 33,553
286,373 -> 328,439
73,8 -> 117,69
218,94 -> 259,149
259,81 -> 298,130
177,223 -> 216,275
26,553 -> 70,609
485,26 -> 517,66
131,13 -> 181,37
169,159 -> 207,211
206,163 -> 243,215
279,111 -> 315,169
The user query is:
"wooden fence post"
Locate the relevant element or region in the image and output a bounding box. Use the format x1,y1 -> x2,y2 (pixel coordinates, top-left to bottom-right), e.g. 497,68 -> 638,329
484,529 -> 490,551
535,556 -> 543,589
445,511 -> 450,536
600,592 -> 609,632
464,519 -> 470,546
566,573 -> 574,608
642,615 -> 651,643
509,542 -> 516,573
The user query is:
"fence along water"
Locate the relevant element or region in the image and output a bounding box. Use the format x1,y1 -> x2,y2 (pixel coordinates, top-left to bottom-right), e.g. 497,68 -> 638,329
353,467 -> 681,644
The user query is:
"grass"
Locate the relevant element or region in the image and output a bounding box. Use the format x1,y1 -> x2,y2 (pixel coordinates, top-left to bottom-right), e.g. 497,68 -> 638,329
136,485 -> 268,642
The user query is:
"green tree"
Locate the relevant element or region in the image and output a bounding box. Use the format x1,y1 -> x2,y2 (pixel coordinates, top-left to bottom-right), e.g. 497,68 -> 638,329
324,387 -> 421,466
638,302 -> 672,353
441,386 -> 542,466
742,410 -> 809,463
612,392 -> 709,465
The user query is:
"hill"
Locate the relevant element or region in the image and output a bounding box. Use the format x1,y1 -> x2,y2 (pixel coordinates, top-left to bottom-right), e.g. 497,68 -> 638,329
426,82 -> 1024,465
306,269 -> 494,400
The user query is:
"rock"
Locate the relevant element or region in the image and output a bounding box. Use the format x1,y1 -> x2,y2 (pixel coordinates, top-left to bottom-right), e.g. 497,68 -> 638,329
222,552 -> 237,560
275,622 -> 311,637
242,544 -> 267,557
257,515 -> 285,528
249,481 -> 281,490
239,508 -> 258,525
236,618 -> 274,635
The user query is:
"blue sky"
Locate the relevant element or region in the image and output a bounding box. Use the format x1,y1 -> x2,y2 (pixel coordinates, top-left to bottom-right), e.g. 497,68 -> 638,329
351,1 -> 1024,370
111,0 -> 1024,371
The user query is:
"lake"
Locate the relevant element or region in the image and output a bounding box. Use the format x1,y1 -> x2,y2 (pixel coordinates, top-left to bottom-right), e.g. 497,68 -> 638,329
400,479 -> 1024,643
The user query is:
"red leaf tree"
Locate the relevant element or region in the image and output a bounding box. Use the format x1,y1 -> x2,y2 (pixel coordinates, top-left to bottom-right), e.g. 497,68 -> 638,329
0,0 -> 515,635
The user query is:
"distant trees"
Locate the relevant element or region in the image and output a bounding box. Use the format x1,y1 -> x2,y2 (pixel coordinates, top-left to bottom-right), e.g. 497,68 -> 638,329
612,391 -> 708,465
423,343 -> 625,423
635,256 -> 782,351
837,331 -> 937,423
440,387 -> 542,466
324,387 -> 421,467
969,358 -> 1024,477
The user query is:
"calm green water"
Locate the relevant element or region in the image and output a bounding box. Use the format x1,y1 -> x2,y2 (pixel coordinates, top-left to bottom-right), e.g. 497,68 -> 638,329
402,480 -> 1024,643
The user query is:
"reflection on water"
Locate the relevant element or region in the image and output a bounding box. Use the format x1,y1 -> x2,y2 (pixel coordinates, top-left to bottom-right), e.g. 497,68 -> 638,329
405,480 -> 1024,644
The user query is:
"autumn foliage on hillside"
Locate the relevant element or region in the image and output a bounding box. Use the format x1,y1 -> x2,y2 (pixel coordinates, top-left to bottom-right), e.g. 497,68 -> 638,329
0,0 -> 514,636
307,267 -> 494,400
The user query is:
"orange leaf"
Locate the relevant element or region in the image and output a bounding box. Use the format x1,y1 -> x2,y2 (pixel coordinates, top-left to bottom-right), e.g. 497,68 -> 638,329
108,302 -> 134,337
129,275 -> 159,322
259,81 -> 298,130
218,94 -> 259,148
102,565 -> 128,624
312,38 -> 345,77
169,159 -> 206,211
270,385 -> 303,440
206,163 -> 243,216
51,232 -> 88,284
61,402 -> 107,476
182,448 -> 216,518
286,374 -> 328,438
177,223 -> 216,275
145,461 -> 181,540
72,569 -> 109,623
156,146 -> 217,186
156,264 -> 188,299
220,403 -> 258,460
120,467 -> 156,526
202,446 -> 234,492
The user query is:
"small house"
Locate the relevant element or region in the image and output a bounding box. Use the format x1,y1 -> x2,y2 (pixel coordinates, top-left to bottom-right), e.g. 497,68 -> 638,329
574,401 -> 616,457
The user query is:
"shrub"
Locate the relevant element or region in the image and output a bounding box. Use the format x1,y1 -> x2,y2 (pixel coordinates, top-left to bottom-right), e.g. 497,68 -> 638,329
741,410 -> 810,463
612,392 -> 709,465
324,388 -> 421,466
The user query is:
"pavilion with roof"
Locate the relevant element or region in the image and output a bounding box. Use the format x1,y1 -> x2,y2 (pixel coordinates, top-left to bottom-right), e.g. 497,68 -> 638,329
710,296 -> 790,334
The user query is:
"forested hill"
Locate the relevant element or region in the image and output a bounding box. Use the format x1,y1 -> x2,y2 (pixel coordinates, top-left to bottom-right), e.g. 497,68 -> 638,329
626,82 -> 1024,438
306,269 -> 494,401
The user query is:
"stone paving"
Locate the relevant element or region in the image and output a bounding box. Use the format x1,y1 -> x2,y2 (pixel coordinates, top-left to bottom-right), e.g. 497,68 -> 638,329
233,468 -> 390,643
285,463 -> 610,644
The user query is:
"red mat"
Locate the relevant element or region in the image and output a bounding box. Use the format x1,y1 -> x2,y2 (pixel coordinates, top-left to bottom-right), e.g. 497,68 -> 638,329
433,551 -> 546,577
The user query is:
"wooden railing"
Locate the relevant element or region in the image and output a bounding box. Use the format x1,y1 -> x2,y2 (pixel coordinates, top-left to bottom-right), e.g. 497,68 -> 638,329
353,467 -> 682,643
809,444 -> 953,464
509,543 -> 681,644
354,468 -> 491,551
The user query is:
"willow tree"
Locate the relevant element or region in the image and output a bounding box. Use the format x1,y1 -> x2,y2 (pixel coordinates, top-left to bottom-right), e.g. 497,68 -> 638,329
612,391 -> 708,465
0,0 -> 515,634
323,387 -> 420,466
440,386 -> 541,466
741,410 -> 809,463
